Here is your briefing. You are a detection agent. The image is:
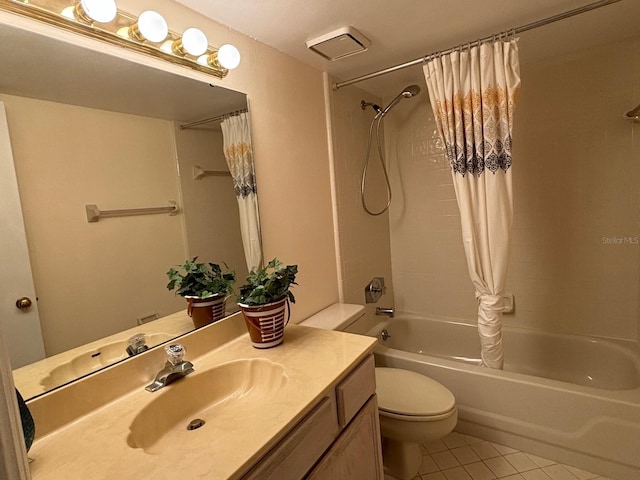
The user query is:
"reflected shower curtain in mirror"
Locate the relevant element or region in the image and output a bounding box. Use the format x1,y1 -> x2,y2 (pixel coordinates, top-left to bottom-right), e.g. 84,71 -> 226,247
220,111 -> 263,272
423,38 -> 520,369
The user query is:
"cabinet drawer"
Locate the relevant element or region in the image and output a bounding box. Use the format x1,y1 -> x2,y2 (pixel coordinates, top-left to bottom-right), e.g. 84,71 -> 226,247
335,355 -> 375,427
306,395 -> 384,480
242,395 -> 339,480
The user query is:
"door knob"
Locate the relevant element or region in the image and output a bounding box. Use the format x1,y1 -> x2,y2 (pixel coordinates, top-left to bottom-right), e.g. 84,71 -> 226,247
16,297 -> 33,310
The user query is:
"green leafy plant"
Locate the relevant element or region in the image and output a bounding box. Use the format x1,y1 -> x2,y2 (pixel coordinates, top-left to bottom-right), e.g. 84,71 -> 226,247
238,258 -> 298,306
166,258 -> 235,299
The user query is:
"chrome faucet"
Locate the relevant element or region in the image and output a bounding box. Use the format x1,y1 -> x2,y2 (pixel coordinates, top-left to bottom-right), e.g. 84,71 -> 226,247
376,307 -> 395,318
145,343 -> 194,392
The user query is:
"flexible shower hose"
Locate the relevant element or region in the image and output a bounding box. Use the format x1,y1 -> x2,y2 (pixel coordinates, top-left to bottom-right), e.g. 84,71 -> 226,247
361,112 -> 392,216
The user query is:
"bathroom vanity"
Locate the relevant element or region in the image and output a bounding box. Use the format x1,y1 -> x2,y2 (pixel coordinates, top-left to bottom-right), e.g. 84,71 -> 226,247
243,355 -> 381,480
25,314 -> 383,479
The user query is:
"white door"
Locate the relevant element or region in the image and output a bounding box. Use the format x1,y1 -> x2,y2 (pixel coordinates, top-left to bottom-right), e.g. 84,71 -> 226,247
0,101 -> 46,368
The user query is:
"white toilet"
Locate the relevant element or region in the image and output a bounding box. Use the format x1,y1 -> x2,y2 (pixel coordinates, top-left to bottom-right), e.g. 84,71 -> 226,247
300,304 -> 458,480
375,367 -> 457,480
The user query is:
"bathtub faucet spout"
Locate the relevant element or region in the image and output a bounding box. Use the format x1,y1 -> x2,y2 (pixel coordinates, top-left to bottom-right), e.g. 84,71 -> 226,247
376,307 -> 395,318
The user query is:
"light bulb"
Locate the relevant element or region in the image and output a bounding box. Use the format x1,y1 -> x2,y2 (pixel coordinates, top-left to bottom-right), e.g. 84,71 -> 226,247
61,6 -> 75,20
181,28 -> 208,56
217,44 -> 241,69
133,11 -> 168,43
196,55 -> 209,67
160,40 -> 173,54
78,0 -> 117,23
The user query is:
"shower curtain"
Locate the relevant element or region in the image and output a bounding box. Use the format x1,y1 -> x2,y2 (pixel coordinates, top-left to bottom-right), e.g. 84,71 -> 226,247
423,38 -> 520,369
220,111 -> 263,272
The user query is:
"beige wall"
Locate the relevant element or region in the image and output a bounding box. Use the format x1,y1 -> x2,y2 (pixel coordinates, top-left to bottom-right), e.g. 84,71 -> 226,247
173,124 -> 249,297
328,79 -> 395,320
387,36 -> 640,342
2,94 -> 186,355
509,35 -> 639,340
115,0 -> 339,321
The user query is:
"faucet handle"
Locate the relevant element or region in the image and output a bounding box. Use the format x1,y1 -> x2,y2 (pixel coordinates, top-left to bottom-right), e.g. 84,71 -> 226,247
165,343 -> 186,365
126,333 -> 149,356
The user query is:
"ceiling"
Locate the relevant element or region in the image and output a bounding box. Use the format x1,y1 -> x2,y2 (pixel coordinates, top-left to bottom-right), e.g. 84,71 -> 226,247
175,0 -> 640,97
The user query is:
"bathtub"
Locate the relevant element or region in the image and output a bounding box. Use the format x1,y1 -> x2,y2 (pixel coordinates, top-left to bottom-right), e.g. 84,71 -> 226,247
366,314 -> 640,479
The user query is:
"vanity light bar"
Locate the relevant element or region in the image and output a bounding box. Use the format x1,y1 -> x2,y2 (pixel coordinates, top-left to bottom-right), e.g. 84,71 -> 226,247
0,0 -> 240,78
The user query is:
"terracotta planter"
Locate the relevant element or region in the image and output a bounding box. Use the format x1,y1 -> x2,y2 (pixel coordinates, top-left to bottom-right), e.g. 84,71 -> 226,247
238,298 -> 290,349
186,295 -> 226,329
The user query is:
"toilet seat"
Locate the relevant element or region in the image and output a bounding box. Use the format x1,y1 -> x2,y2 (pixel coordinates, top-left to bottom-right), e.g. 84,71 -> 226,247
375,367 -> 456,421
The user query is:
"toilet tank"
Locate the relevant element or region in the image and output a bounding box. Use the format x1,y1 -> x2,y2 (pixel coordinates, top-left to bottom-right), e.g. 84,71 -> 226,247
300,304 -> 366,331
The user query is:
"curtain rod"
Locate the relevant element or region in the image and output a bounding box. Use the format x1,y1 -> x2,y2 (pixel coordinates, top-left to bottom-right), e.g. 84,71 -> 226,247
180,108 -> 248,130
333,0 -> 622,90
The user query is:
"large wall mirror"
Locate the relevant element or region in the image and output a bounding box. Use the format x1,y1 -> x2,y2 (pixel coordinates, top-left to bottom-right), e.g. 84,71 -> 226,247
0,22 -> 258,400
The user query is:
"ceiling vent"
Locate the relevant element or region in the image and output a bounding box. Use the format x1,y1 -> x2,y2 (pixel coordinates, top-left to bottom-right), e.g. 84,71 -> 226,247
306,26 -> 370,61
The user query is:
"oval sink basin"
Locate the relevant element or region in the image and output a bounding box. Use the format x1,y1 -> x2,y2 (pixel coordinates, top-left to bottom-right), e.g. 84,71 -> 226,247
127,358 -> 288,455
40,333 -> 175,389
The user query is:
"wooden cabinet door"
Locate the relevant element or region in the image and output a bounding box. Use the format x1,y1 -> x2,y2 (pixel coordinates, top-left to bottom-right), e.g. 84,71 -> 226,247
243,396 -> 339,480
306,396 -> 384,480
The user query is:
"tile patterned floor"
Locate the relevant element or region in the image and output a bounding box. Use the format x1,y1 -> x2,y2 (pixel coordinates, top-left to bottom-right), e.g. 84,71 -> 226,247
387,432 -> 612,480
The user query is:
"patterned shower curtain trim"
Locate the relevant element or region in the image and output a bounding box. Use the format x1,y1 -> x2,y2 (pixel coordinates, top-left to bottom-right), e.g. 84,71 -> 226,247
221,111 -> 257,198
427,41 -> 519,177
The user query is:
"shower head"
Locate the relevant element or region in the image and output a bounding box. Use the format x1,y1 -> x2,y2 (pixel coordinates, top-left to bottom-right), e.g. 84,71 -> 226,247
402,85 -> 421,97
381,84 -> 421,115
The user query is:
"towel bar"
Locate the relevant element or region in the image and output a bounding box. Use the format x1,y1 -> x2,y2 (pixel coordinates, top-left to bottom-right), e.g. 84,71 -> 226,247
192,165 -> 232,180
85,201 -> 179,223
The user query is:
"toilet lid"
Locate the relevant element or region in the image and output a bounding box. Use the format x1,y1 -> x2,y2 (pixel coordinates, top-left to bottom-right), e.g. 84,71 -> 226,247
375,367 -> 455,416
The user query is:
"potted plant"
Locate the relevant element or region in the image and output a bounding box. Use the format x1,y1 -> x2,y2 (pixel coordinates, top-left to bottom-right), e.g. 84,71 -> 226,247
237,258 -> 298,348
166,258 -> 235,328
